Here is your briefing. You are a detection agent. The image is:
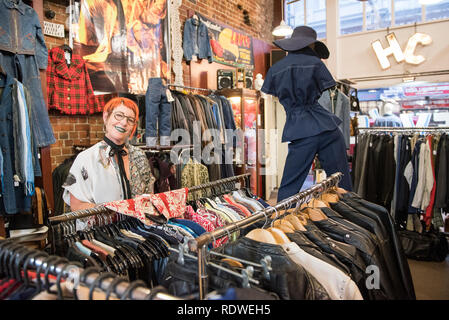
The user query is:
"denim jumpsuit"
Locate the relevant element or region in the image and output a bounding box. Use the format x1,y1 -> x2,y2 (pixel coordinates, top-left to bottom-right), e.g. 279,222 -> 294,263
261,47 -> 352,201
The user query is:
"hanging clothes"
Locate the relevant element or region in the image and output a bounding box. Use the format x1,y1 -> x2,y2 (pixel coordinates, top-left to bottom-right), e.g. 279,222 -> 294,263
0,73 -> 41,214
354,131 -> 449,231
0,0 -> 55,147
46,46 -> 101,115
318,88 -> 351,148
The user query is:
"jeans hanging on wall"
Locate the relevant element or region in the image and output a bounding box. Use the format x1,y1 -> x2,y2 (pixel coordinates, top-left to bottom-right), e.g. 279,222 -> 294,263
145,78 -> 172,146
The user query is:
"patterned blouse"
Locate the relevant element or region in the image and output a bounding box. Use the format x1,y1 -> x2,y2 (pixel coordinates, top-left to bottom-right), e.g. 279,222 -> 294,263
62,141 -> 155,206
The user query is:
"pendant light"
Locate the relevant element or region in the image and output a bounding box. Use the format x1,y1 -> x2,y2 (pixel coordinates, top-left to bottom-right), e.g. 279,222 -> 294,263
272,1 -> 293,37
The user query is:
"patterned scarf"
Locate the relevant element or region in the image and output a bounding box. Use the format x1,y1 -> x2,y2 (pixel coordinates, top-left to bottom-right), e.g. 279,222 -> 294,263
103,136 -> 131,199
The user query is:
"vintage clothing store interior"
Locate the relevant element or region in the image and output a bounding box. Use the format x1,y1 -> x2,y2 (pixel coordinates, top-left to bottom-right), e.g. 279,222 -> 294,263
0,0 -> 448,301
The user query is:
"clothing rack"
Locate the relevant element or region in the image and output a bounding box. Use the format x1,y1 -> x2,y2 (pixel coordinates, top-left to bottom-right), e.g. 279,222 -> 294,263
167,84 -> 214,93
0,240 -> 180,300
188,172 -> 343,299
188,173 -> 250,194
49,174 -> 251,223
355,127 -> 449,145
357,126 -> 449,133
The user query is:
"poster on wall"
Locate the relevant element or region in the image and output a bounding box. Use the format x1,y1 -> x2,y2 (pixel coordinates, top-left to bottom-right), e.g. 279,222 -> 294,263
198,14 -> 254,69
72,0 -> 169,94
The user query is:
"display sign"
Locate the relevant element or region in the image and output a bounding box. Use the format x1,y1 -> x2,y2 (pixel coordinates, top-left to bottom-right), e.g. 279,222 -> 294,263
43,21 -> 65,38
372,32 -> 432,70
403,84 -> 449,97
199,14 -> 254,69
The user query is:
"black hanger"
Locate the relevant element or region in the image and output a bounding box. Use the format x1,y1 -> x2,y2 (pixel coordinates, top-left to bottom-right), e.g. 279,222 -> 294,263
21,252 -> 47,289
105,276 -> 129,300
13,247 -> 33,281
88,272 -> 116,300
44,257 -> 69,294
120,280 -> 147,300
61,44 -> 72,53
55,261 -> 82,300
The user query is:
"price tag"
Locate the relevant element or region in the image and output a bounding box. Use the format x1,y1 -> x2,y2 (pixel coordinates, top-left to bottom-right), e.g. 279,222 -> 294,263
166,89 -> 175,102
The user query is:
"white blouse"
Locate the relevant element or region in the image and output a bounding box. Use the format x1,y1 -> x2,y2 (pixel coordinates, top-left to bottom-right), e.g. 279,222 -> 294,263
62,141 -> 155,207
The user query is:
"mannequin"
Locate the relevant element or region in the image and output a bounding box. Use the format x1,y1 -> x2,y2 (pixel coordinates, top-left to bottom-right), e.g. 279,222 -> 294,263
374,102 -> 403,127
261,26 -> 352,202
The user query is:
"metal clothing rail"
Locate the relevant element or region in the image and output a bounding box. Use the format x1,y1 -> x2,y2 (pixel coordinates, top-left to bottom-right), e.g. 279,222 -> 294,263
188,172 -> 343,300
357,126 -> 449,132
167,83 -> 214,93
188,173 -> 250,194
0,241 -> 179,300
49,174 -> 251,223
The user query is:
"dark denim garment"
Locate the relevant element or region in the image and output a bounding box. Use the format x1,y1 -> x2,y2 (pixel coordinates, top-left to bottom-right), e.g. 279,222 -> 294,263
277,127 -> 352,202
0,73 -> 40,214
0,0 -> 55,147
341,192 -> 416,300
0,0 -> 48,62
145,78 -> 172,138
261,47 -> 340,142
182,17 -> 212,63
221,237 -> 331,300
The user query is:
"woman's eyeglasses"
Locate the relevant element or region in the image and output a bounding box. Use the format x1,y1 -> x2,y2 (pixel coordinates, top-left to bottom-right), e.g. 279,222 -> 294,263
112,112 -> 136,125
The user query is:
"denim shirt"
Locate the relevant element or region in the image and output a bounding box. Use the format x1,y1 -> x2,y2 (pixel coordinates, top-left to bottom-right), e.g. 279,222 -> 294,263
0,0 -> 48,70
262,47 -> 341,142
183,17 -> 212,63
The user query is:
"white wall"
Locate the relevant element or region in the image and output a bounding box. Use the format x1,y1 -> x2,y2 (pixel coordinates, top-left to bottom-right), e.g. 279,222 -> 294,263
335,20 -> 449,88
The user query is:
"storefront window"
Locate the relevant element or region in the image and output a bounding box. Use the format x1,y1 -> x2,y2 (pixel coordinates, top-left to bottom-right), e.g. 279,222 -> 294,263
285,0 -> 304,31
284,0 -> 326,39
306,0 -> 326,38
394,0 -> 422,26
339,0 -> 364,35
425,0 -> 449,21
366,0 -> 392,31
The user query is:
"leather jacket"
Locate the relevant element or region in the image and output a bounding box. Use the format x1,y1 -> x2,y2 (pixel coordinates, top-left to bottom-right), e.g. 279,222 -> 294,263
312,218 -> 394,300
341,192 -> 416,300
222,237 -> 331,300
0,0 -> 48,69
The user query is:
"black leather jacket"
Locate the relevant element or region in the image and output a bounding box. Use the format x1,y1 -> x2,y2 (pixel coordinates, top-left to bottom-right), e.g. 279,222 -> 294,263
341,192 -> 416,300
312,217 -> 393,300
222,237 -> 331,300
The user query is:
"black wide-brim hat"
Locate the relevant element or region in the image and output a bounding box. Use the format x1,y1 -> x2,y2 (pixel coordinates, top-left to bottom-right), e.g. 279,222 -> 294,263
273,25 -> 330,59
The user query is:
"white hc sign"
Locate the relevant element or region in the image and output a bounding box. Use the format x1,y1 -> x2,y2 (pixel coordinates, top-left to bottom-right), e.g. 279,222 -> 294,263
371,32 -> 432,70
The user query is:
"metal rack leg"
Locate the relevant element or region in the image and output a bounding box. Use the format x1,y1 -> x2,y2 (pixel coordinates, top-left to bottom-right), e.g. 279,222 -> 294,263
197,245 -> 208,300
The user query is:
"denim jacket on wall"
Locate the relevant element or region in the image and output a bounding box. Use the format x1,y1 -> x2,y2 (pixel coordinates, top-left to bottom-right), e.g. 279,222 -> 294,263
183,17 -> 212,63
0,0 -> 48,70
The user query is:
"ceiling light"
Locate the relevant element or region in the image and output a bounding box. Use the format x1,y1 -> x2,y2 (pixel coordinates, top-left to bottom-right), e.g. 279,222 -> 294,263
272,2 -> 293,37
272,20 -> 293,37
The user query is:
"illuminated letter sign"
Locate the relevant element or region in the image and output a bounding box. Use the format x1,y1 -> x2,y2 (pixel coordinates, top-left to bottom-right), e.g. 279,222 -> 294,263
404,33 -> 432,65
371,33 -> 405,69
372,32 -> 432,70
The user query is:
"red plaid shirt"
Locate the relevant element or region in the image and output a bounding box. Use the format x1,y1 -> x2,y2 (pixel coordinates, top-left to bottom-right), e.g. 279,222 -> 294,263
47,47 -> 103,114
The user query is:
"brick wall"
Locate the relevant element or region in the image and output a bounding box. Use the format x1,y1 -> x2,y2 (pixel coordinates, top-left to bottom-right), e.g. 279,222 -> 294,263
42,0 -> 274,172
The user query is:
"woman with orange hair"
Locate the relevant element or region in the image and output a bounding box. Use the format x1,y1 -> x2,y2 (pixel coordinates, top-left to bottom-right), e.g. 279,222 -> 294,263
62,97 -> 155,211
